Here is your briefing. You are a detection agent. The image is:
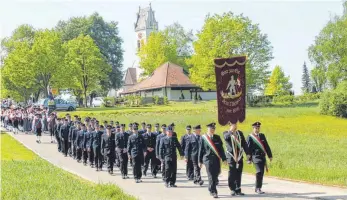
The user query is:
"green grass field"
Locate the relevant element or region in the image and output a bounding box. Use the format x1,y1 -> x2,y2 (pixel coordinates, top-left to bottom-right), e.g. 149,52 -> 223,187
1,134 -> 136,200
62,101 -> 347,187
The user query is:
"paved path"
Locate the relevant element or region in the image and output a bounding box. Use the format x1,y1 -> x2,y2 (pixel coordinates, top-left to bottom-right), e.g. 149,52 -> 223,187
6,132 -> 347,200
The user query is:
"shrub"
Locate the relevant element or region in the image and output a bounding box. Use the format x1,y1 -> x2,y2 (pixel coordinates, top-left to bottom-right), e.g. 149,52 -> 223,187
102,97 -> 114,107
296,93 -> 321,102
163,96 -> 169,105
319,81 -> 347,118
273,95 -> 294,104
153,95 -> 159,105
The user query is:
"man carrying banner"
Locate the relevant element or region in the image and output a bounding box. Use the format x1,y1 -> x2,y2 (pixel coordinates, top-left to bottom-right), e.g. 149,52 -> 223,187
246,122 -> 273,194
223,122 -> 250,196
198,123 -> 226,198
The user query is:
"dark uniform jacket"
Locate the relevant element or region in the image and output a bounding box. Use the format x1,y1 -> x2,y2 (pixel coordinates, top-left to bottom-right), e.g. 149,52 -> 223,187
138,129 -> 147,135
68,125 -> 75,141
156,133 -> 166,158
223,130 -> 249,164
198,134 -> 226,164
143,132 -> 157,149
185,134 -> 201,160
115,131 -> 129,152
60,124 -> 70,140
127,133 -> 146,157
159,136 -> 183,161
83,130 -> 93,149
180,133 -> 190,157
55,123 -> 62,137
246,133 -> 272,164
101,132 -> 115,156
76,130 -> 86,149
71,128 -> 80,145
92,130 -> 103,149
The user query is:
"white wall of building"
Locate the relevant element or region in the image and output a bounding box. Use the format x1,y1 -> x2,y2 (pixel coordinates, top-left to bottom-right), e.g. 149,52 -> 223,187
197,91 -> 217,100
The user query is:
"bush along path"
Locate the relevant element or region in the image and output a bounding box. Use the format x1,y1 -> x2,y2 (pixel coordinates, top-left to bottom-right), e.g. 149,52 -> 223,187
4,131 -> 347,200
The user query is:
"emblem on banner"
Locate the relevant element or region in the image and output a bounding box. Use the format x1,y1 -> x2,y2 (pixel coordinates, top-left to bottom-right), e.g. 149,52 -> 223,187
214,56 -> 246,125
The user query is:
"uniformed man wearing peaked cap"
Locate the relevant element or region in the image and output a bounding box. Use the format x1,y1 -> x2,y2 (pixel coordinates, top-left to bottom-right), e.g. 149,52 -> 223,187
128,123 -> 147,183
181,125 -> 193,180
159,126 -> 183,187
156,124 -> 167,178
223,122 -> 250,196
92,123 -> 104,171
116,123 -> 130,179
101,125 -> 115,174
143,124 -> 158,177
199,123 -> 227,198
185,125 -> 204,185
246,122 -> 273,194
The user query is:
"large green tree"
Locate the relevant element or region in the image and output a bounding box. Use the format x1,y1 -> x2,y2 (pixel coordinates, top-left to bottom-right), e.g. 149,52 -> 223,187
187,12 -> 273,91
264,66 -> 292,96
64,35 -> 110,107
56,13 -> 123,91
138,23 -> 193,76
308,11 -> 347,89
30,29 -> 68,97
310,66 -> 326,92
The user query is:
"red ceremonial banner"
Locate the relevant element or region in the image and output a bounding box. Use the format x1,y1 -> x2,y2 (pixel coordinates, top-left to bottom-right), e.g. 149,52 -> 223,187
214,56 -> 246,125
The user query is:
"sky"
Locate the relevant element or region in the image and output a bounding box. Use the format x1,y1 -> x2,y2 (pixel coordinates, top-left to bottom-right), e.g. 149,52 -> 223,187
0,0 -> 344,94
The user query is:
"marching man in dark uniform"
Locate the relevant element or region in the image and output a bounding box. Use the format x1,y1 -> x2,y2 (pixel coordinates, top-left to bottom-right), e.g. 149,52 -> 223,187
101,125 -> 115,174
70,121 -> 81,159
92,123 -> 104,171
126,123 -> 133,167
116,124 -> 129,179
139,122 -> 147,134
114,125 -> 121,168
223,122 -> 250,196
84,125 -> 94,167
181,125 -> 193,180
143,124 -> 158,177
156,124 -> 167,181
60,119 -> 71,157
247,122 -> 273,194
199,123 -> 227,198
159,125 -> 183,188
54,118 -> 62,152
76,124 -> 87,162
127,123 -> 147,183
185,125 -> 204,186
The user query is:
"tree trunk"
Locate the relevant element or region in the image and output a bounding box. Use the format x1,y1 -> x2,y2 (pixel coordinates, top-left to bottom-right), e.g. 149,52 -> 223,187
35,89 -> 41,102
84,90 -> 88,108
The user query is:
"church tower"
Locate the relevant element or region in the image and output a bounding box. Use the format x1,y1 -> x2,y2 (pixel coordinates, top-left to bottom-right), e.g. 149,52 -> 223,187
133,3 -> 158,79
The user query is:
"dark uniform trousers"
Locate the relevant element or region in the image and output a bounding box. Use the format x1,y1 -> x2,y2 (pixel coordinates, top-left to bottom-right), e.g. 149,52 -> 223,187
228,161 -> 244,192
62,139 -> 69,156
55,128 -> 61,152
88,149 -> 94,165
115,151 -> 120,167
254,160 -> 265,189
118,151 -> 128,175
191,156 -> 202,183
133,155 -> 144,179
106,152 -> 115,171
82,149 -> 88,164
144,151 -> 157,175
72,142 -> 77,158
205,156 -> 220,194
186,159 -> 194,179
165,157 -> 177,185
76,147 -> 82,161
93,147 -> 102,168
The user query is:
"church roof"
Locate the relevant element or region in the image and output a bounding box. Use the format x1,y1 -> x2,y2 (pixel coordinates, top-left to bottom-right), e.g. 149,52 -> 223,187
122,62 -> 198,94
124,68 -> 137,86
134,5 -> 158,31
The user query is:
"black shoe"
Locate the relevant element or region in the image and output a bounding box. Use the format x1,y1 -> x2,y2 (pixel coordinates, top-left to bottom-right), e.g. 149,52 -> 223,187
36,140 -> 39,143
255,189 -> 265,194
64,155 -> 67,157
170,184 -> 177,188
136,179 -> 140,183
212,193 -> 218,198
122,175 -> 125,179
236,191 -> 245,196
199,180 -> 204,186
231,191 -> 236,196
165,183 -> 169,188
152,174 -> 157,178
51,141 -> 53,143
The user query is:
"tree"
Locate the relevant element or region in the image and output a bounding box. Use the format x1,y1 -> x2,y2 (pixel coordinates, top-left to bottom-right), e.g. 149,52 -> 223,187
1,24 -> 36,54
1,41 -> 37,103
30,29 -> 68,97
265,66 -> 292,96
301,62 -> 311,93
308,7 -> 347,89
311,66 -> 327,92
187,12 -> 273,91
64,35 -> 111,107
56,13 -> 123,91
138,23 -> 193,76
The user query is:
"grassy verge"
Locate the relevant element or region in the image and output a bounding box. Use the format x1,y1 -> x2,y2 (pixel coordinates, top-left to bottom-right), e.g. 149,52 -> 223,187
62,101 -> 347,187
1,134 -> 136,200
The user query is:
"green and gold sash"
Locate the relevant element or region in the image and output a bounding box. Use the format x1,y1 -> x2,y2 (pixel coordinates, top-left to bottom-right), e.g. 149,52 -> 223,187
202,134 -> 222,160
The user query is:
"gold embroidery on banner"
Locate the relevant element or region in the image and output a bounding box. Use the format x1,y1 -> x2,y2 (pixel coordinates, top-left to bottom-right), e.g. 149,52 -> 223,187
215,60 -> 246,68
